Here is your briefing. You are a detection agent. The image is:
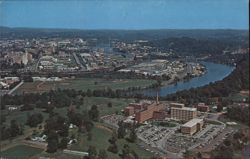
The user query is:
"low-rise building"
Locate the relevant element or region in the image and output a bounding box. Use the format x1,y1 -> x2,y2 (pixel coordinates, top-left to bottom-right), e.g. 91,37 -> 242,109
196,103 -> 210,112
124,106 -> 134,116
181,118 -> 204,135
170,102 -> 185,108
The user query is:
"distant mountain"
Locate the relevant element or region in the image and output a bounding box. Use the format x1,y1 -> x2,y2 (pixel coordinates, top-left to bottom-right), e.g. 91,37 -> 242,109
0,26 -> 248,42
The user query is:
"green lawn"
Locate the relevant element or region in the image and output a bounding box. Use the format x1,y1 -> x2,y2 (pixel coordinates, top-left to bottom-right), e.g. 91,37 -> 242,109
3,108 -> 49,126
1,145 -> 43,159
54,97 -> 134,116
55,78 -> 155,90
225,93 -> 248,102
3,97 -> 133,128
69,124 -> 154,159
39,151 -> 82,159
14,78 -> 156,94
2,96 -> 152,159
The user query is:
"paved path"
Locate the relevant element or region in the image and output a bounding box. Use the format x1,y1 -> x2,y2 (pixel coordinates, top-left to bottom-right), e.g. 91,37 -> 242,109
8,80 -> 24,95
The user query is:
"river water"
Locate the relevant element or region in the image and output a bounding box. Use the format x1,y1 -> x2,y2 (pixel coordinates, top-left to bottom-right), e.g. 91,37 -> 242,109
142,61 -> 235,97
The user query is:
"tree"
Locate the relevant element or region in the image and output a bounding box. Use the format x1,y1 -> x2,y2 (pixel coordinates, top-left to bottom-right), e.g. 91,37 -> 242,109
120,144 -> 130,159
88,146 -> 97,159
1,115 -> 6,124
108,133 -> 117,144
120,144 -> 139,159
47,130 -> 59,153
130,151 -> 139,159
98,149 -> 108,159
59,137 -> 68,149
10,120 -> 23,137
150,155 -> 163,159
107,132 -> 118,154
88,105 -> 99,121
117,121 -> 126,139
107,102 -> 112,108
59,123 -> 69,137
107,143 -> 118,154
87,132 -> 92,141
127,126 -> 137,143
26,113 -> 43,127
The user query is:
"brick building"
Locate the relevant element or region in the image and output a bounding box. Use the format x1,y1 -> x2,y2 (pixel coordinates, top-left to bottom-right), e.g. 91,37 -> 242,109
135,103 -> 165,123
196,103 -> 209,112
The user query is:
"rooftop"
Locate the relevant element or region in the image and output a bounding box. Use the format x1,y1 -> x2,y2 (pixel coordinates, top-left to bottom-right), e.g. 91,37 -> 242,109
171,107 -> 197,111
182,118 -> 203,127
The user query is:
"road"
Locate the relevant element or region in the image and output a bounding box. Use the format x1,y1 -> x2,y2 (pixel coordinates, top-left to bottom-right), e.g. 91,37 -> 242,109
194,127 -> 235,153
72,52 -> 86,70
7,80 -> 24,95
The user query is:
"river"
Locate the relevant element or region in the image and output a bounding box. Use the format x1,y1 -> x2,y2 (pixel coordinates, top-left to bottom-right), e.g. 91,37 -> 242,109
142,61 -> 235,97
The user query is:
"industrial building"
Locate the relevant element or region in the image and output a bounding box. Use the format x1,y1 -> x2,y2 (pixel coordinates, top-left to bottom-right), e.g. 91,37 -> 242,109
181,118 -> 204,135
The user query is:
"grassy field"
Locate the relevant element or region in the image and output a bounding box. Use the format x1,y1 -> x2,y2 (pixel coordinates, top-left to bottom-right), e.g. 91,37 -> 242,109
69,124 -> 154,159
3,108 -> 49,126
2,96 -> 151,159
14,78 -> 156,94
1,144 -> 43,159
39,151 -> 82,159
54,97 -> 135,117
3,97 -> 133,127
39,124 -> 153,159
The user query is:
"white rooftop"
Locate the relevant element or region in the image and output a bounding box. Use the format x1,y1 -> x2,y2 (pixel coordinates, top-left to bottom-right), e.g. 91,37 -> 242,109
171,107 -> 197,111
182,118 -> 203,127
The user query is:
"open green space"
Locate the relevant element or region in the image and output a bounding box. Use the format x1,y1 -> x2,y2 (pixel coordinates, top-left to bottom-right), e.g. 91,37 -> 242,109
3,97 -> 133,128
39,151 -> 82,159
2,96 -> 152,159
69,124 -> 154,159
55,97 -> 134,116
1,144 -> 43,159
224,93 -> 248,102
3,108 -> 49,126
14,78 -> 156,94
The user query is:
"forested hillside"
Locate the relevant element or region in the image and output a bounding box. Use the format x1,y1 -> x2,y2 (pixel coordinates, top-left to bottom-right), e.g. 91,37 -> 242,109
165,53 -> 249,103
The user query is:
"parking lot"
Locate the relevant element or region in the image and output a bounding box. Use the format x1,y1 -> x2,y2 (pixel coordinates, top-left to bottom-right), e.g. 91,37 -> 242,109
195,127 -> 236,152
163,123 -> 225,153
136,120 -> 229,156
100,114 -> 125,129
136,123 -> 180,152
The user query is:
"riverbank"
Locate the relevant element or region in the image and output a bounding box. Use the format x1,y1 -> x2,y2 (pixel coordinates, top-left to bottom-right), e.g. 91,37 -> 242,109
141,61 -> 235,97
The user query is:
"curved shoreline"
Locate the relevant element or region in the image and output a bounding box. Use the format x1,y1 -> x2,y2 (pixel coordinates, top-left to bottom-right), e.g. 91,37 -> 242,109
141,61 -> 235,97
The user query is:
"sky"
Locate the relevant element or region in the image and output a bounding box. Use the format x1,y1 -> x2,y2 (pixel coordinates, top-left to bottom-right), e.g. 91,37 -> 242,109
0,0 -> 249,30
